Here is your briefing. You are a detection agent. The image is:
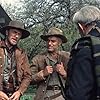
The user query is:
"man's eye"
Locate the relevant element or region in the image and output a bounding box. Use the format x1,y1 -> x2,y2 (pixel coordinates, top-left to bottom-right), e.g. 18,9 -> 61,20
51,40 -> 56,42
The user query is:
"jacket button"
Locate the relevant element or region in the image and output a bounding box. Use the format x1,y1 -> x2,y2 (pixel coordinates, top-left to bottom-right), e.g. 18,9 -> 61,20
1,74 -> 3,76
45,80 -> 46,83
1,65 -> 2,67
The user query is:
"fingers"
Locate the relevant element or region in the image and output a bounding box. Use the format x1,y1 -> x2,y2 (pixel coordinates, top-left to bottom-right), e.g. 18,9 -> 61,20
0,91 -> 9,100
43,66 -> 53,77
56,62 -> 64,71
9,91 -> 20,100
55,62 -> 66,76
9,95 -> 14,100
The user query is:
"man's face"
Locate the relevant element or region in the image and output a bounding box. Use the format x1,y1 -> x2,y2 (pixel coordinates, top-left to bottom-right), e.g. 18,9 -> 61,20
6,28 -> 22,46
46,36 -> 61,52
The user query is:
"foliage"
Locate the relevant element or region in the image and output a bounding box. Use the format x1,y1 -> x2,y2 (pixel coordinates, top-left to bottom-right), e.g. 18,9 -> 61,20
3,0 -> 100,61
1,0 -> 100,99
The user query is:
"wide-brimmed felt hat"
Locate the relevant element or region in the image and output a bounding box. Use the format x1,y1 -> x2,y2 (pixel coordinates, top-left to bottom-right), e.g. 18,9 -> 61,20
40,27 -> 67,43
0,20 -> 30,39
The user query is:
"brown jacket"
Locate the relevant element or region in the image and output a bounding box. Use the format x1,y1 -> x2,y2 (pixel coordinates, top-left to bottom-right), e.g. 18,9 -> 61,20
31,51 -> 70,100
0,41 -> 32,94
31,51 -> 69,83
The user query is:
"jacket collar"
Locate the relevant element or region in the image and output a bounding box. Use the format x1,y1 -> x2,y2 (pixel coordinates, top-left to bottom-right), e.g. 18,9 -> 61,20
0,40 -> 17,54
46,51 -> 61,63
89,28 -> 100,37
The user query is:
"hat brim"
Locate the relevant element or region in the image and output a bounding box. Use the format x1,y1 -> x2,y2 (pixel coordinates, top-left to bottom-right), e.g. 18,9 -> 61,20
0,26 -> 30,39
40,34 -> 67,43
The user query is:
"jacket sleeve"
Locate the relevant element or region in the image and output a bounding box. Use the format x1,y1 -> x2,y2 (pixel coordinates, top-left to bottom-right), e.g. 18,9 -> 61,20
30,55 -> 45,84
61,51 -> 70,79
65,47 -> 95,100
17,52 -> 32,95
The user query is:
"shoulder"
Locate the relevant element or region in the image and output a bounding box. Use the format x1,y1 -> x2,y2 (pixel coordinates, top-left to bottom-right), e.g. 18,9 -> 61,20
15,47 -> 27,56
0,40 -> 5,47
60,51 -> 70,57
70,37 -> 92,57
78,46 -> 91,56
72,37 -> 91,51
32,52 -> 47,61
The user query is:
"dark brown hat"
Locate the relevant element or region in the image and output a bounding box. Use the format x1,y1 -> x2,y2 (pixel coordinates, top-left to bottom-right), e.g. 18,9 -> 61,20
40,27 -> 67,43
0,20 -> 30,39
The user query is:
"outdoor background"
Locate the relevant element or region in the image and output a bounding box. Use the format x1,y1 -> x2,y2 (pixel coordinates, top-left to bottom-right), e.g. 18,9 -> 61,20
0,0 -> 100,99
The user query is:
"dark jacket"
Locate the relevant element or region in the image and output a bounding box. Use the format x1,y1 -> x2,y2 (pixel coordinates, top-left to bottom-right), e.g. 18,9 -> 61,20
0,41 -> 32,95
65,28 -> 100,100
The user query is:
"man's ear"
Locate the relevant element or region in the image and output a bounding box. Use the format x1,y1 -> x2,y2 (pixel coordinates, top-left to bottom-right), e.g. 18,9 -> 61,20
6,30 -> 8,36
78,23 -> 84,31
58,38 -> 62,45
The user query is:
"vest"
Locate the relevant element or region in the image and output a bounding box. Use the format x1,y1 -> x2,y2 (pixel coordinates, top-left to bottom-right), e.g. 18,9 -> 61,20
3,48 -> 17,96
90,36 -> 100,98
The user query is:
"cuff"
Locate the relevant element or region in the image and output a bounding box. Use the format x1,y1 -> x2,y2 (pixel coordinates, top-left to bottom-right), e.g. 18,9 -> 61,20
38,70 -> 46,80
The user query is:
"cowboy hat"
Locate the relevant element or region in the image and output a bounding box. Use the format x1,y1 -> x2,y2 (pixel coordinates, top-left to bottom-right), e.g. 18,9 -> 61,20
40,27 -> 67,43
0,20 -> 30,39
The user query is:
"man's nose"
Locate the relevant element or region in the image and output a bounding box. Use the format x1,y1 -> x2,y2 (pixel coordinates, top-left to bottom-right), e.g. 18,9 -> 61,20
48,41 -> 52,45
15,35 -> 19,38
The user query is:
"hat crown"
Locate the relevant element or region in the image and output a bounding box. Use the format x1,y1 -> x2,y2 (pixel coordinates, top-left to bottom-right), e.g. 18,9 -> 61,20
41,27 -> 67,43
8,20 -> 25,30
45,27 -> 63,36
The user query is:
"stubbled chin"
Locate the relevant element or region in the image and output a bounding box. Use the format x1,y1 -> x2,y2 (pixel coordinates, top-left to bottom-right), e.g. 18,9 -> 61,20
11,40 -> 17,45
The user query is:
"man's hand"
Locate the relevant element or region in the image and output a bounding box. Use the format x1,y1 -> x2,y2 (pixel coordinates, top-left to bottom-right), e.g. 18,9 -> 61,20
9,91 -> 21,100
0,91 -> 9,100
55,62 -> 67,78
43,66 -> 53,77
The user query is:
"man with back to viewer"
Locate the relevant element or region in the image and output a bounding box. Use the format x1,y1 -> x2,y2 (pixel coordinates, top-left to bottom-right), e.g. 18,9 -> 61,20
65,5 -> 100,100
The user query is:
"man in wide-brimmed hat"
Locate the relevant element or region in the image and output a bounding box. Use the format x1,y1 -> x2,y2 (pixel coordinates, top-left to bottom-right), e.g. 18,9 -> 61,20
31,27 -> 70,100
0,20 -> 31,100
